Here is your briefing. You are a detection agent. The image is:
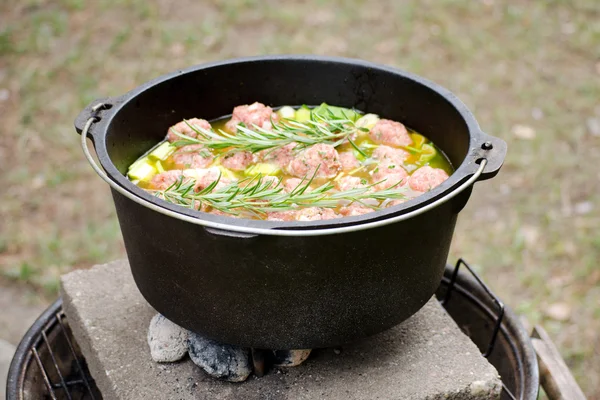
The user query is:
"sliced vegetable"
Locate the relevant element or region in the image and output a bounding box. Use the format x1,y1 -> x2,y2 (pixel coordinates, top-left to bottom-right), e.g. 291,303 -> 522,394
155,160 -> 165,173
127,159 -> 156,181
128,157 -> 146,172
312,103 -> 360,122
418,144 -> 437,164
410,133 -> 426,149
217,166 -> 238,180
348,165 -> 366,175
295,106 -> 311,122
245,163 -> 281,177
405,145 -> 423,154
129,103 -> 455,220
353,149 -> 367,162
149,141 -> 175,161
357,141 -> 378,149
356,113 -> 380,130
333,172 -> 345,182
278,106 -> 296,119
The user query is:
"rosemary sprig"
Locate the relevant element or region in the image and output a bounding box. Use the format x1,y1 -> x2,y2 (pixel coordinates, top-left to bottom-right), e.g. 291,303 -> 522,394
170,109 -> 368,154
148,169 -> 407,217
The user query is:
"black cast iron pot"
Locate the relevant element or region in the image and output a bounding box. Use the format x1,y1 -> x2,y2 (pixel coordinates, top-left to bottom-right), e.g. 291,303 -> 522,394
74,55 -> 506,349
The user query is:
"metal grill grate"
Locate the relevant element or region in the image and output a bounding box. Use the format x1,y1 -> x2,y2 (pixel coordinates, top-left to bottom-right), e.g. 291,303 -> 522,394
7,262 -> 536,400
442,259 -> 516,400
14,309 -> 101,400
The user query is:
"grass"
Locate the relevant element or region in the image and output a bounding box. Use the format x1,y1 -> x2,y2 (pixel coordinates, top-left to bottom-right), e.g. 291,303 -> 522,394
0,0 -> 598,396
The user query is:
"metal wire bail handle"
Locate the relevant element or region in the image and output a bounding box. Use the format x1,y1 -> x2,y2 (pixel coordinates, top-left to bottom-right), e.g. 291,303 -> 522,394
442,258 -> 505,358
81,103 -> 488,237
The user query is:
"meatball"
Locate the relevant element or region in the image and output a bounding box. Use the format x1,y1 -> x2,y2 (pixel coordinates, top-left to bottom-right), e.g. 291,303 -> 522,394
286,144 -> 341,179
167,118 -> 211,143
148,168 -> 216,191
283,177 -> 304,193
220,151 -> 252,171
409,166 -> 449,192
339,204 -> 374,217
382,198 -> 406,208
225,102 -> 279,132
152,168 -> 230,192
191,167 -> 233,192
296,207 -> 339,221
171,144 -> 213,169
368,119 -> 412,147
267,210 -> 298,221
372,145 -> 409,167
336,176 -> 366,192
339,152 -> 360,171
148,170 -> 186,190
372,164 -> 409,191
255,142 -> 298,168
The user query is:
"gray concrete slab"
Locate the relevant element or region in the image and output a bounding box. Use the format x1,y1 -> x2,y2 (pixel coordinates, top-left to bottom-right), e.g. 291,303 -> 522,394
61,260 -> 502,400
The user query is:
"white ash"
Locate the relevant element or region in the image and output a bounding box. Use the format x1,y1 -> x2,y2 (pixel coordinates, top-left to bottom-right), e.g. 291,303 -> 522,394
188,331 -> 252,382
147,314 -> 189,363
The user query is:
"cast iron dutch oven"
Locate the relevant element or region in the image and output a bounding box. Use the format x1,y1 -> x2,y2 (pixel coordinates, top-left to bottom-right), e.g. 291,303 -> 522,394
74,55 -> 506,349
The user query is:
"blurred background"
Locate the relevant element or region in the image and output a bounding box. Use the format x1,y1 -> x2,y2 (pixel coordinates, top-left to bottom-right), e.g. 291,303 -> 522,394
0,0 -> 598,397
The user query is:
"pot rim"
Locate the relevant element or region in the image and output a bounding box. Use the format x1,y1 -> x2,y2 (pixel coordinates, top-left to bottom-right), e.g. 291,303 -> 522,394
78,55 -> 505,236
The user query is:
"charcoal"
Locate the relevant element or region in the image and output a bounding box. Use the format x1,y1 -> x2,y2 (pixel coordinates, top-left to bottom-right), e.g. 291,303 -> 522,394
272,349 -> 312,367
147,314 -> 189,363
187,332 -> 251,382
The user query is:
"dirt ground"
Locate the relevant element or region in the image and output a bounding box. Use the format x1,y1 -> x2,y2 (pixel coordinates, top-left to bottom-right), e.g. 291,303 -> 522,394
0,279 -> 47,400
1,0 -> 598,397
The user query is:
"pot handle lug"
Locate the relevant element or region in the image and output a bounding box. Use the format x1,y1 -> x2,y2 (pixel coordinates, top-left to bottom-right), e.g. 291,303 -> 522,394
74,99 -> 116,138
471,132 -> 507,181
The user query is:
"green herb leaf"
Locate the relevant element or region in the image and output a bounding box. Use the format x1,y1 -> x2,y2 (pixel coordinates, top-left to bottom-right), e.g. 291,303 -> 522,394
147,165 -> 407,217
170,112 -> 363,155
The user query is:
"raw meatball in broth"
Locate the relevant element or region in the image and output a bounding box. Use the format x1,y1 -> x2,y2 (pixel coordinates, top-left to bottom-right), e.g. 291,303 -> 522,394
167,118 -> 211,143
296,207 -> 339,221
372,145 -> 409,167
226,102 -> 279,132
336,176 -> 366,192
283,178 -> 305,193
339,152 -> 360,171
409,166 -> 449,192
256,142 -> 298,168
148,170 -> 186,191
368,119 -> 412,147
171,144 -> 213,169
372,164 -> 409,191
220,151 -> 253,171
339,204 -> 374,217
287,144 -> 341,179
131,102 -> 454,222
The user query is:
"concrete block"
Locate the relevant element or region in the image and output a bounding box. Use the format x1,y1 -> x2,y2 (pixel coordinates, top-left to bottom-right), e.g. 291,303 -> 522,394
61,260 -> 502,400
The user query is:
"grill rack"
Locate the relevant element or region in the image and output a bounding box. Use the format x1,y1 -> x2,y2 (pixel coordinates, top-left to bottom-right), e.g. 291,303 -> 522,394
7,308 -> 102,400
34,312 -> 98,400
7,262 -> 539,400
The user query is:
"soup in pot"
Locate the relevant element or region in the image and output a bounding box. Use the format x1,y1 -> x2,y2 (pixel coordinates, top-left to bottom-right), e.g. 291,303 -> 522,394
126,102 -> 453,221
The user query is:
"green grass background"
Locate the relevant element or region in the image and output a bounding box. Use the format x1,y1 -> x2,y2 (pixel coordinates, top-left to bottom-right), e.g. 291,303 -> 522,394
0,0 -> 598,396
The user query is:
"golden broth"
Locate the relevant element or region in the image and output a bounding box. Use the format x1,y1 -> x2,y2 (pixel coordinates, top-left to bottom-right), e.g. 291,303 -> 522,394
131,105 -> 454,219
